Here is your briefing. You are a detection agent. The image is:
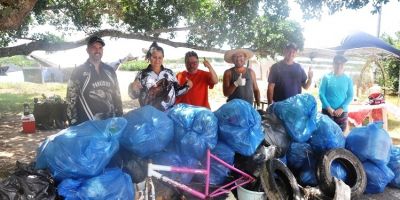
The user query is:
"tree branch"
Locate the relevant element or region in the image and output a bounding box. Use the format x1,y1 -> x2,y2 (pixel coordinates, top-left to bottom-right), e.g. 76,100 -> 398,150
0,29 -> 227,57
147,25 -> 198,35
0,0 -> 38,30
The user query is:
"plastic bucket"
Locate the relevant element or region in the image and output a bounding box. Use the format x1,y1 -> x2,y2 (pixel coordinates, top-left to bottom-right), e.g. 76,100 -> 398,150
237,185 -> 265,200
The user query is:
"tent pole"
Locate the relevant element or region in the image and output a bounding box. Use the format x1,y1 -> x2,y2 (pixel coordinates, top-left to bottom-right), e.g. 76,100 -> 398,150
398,68 -> 400,105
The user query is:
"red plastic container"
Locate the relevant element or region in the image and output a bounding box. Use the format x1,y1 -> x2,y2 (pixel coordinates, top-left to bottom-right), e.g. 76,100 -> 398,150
22,114 -> 36,133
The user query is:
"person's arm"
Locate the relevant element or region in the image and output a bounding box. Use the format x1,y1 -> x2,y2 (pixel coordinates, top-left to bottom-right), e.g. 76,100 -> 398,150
66,69 -> 80,125
250,69 -> 260,106
302,66 -> 313,90
267,64 -> 277,104
340,77 -> 354,111
222,70 -> 236,97
267,83 -> 275,104
173,71 -> 192,97
319,75 -> 334,115
112,71 -> 123,117
128,72 -> 142,99
203,59 -> 218,85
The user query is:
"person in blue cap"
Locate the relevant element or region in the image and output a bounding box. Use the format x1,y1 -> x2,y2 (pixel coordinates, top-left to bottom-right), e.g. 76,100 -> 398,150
66,35 -> 123,125
319,54 -> 354,131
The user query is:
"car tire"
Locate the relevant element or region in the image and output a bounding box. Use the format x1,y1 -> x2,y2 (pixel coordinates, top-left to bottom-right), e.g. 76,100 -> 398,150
317,148 -> 366,198
260,158 -> 302,200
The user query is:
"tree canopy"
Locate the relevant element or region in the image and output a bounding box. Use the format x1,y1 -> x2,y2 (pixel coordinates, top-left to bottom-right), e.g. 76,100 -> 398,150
0,0 -> 394,58
381,31 -> 400,92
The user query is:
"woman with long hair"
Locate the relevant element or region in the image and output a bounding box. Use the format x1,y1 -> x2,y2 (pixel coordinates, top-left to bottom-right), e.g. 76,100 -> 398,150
128,42 -> 193,111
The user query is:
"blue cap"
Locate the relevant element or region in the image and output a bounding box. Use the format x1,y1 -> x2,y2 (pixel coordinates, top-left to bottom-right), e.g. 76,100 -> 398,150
333,55 -> 347,64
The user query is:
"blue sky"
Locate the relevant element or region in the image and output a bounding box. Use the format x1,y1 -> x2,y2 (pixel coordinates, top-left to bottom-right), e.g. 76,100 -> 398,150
289,1 -> 400,48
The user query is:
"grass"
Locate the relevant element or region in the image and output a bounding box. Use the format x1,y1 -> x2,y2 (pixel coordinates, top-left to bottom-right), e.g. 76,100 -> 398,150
0,82 -> 67,115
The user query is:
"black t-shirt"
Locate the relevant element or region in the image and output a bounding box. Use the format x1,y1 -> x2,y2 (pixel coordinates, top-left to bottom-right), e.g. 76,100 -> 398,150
66,61 -> 123,125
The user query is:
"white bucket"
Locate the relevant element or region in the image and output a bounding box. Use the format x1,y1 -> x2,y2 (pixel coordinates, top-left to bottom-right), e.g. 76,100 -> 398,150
237,185 -> 265,200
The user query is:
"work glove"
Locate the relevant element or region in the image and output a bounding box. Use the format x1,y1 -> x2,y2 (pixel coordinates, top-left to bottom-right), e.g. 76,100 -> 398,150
233,73 -> 245,87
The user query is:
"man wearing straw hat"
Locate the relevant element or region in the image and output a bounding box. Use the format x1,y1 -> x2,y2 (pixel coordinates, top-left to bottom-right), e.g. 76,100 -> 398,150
222,48 -> 260,106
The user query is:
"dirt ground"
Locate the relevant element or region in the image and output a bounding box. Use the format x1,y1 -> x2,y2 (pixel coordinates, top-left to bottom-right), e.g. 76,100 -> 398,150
0,113 -> 57,177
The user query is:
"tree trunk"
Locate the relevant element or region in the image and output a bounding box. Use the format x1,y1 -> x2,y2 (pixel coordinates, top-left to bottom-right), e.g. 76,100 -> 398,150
0,0 -> 38,30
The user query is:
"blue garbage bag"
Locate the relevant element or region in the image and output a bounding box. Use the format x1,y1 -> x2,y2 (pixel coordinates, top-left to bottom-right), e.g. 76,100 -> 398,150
299,161 -> 318,187
363,161 -> 394,194
309,114 -> 345,155
273,94 -> 317,143
346,122 -> 392,165
58,168 -> 134,200
35,117 -> 127,181
331,161 -> 348,182
388,146 -> 400,188
121,106 -> 174,158
207,142 -> 235,185
287,142 -> 314,170
168,104 -> 218,160
151,149 -> 200,184
214,99 -> 264,156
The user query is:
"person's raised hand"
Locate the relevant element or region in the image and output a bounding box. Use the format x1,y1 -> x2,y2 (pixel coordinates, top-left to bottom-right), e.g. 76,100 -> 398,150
203,58 -> 212,69
234,73 -> 244,87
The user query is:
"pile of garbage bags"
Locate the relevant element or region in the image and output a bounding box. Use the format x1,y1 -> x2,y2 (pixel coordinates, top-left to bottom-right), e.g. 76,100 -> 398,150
0,99 -> 264,199
346,122 -> 397,193
265,93 -> 399,198
1,94 -> 399,199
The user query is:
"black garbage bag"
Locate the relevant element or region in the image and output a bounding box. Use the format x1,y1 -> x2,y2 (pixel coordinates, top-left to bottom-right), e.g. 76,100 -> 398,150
107,147 -> 148,183
33,96 -> 68,130
262,105 -> 291,157
0,161 -> 58,200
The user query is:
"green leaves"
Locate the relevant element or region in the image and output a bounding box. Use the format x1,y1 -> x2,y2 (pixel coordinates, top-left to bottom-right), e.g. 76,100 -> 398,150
0,0 -> 393,58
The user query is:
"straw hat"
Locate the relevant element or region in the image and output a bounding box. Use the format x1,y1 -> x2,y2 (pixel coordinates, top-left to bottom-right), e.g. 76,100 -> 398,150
224,48 -> 254,63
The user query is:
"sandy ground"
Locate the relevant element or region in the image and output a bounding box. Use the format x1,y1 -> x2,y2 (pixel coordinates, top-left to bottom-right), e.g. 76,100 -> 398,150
0,113 -> 57,177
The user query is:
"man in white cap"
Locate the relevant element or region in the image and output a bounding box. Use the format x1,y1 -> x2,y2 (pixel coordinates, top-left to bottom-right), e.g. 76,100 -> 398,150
66,35 -> 123,125
222,48 -> 260,106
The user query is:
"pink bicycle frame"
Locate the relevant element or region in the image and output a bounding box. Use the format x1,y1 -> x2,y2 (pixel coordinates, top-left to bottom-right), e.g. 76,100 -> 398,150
147,149 -> 255,199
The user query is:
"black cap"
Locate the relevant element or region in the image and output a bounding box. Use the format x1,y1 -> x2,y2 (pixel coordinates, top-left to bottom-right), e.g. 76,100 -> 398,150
87,36 -> 105,46
333,55 -> 347,64
285,43 -> 298,50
